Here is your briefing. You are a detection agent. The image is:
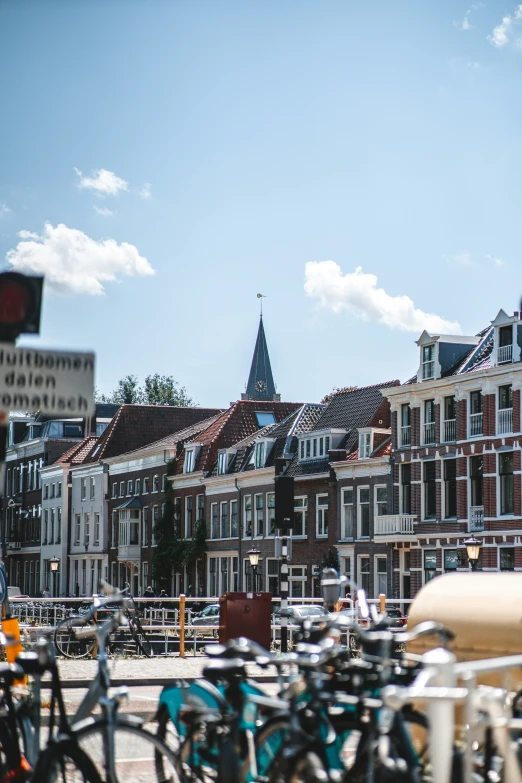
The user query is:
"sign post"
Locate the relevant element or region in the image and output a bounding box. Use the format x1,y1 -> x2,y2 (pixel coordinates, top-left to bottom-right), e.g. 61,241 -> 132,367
274,459 -> 294,653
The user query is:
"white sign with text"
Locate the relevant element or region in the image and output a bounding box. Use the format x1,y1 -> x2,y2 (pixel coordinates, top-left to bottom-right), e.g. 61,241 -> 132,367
0,343 -> 95,416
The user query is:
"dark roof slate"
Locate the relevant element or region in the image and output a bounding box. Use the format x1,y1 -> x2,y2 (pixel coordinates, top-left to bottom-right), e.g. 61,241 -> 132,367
87,405 -> 223,462
173,400 -> 302,475
314,380 -> 399,431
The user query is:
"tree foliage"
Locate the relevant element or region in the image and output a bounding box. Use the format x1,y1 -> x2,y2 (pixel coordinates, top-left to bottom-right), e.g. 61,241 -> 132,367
314,546 -> 340,578
152,483 -> 207,591
96,374 -> 194,406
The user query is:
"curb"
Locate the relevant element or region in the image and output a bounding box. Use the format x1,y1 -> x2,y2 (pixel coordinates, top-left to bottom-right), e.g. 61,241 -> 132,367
46,673 -> 278,688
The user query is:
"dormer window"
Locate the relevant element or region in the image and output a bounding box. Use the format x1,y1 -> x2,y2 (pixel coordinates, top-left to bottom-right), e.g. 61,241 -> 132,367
422,345 -> 435,380
298,430 -> 344,462
184,448 -> 196,473
218,452 -> 228,475
254,442 -> 265,469
498,325 -> 513,364
359,431 -> 372,459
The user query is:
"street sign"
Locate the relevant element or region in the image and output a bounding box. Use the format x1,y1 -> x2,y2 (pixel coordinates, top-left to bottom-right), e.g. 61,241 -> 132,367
0,343 -> 95,416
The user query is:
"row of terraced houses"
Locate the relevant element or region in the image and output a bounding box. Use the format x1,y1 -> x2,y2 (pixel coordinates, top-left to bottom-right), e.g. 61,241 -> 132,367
2,307 -> 522,599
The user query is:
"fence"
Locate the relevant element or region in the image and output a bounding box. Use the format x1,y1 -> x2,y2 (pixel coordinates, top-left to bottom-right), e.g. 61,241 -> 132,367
7,594 -> 414,657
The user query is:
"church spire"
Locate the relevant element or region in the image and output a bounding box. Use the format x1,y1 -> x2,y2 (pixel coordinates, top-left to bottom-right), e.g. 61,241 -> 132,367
242,311 -> 280,402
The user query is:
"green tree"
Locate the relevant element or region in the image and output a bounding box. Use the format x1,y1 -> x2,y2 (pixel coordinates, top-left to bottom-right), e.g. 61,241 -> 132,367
152,485 -> 187,591
142,374 -> 194,406
95,374 -> 194,406
314,546 -> 340,579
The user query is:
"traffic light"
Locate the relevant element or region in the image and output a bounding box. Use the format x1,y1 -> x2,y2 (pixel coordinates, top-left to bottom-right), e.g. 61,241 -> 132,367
0,272 -> 43,342
275,474 -> 294,530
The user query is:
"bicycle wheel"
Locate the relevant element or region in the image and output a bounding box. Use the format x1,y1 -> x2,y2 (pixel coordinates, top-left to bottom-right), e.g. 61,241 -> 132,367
54,617 -> 97,659
74,714 -> 179,783
128,615 -> 153,657
32,739 -> 103,783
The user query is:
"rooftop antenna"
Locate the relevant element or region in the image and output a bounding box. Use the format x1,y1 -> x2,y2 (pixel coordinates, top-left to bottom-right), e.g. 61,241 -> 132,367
256,293 -> 266,316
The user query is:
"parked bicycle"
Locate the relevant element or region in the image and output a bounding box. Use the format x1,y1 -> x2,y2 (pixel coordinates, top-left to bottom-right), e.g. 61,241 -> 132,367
53,587 -> 153,658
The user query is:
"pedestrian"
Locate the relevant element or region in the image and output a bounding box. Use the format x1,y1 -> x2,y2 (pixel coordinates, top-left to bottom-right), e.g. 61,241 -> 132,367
142,584 -> 155,609
159,589 -> 169,610
42,586 -> 51,599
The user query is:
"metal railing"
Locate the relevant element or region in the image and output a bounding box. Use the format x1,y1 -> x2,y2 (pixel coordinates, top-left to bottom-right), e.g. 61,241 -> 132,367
469,505 -> 484,532
423,422 -> 436,444
469,412 -> 483,437
497,344 -> 513,364
443,419 -> 456,442
374,514 -> 416,535
400,425 -> 411,447
498,407 -> 513,434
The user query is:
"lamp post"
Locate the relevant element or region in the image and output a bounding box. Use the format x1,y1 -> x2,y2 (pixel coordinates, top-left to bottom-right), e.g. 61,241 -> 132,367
49,556 -> 60,597
463,536 -> 482,572
247,547 -> 260,592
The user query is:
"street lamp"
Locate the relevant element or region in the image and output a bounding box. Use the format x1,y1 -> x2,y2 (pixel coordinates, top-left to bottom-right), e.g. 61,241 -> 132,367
247,548 -> 261,592
463,536 -> 482,572
49,557 -> 60,597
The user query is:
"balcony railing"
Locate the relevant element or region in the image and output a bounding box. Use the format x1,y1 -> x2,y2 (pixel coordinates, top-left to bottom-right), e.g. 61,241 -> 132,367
469,505 -> 484,532
400,425 -> 411,447
443,419 -> 456,442
374,515 -> 416,536
498,407 -> 513,434
469,412 -> 483,437
117,544 -> 140,560
497,344 -> 513,364
423,422 -> 436,444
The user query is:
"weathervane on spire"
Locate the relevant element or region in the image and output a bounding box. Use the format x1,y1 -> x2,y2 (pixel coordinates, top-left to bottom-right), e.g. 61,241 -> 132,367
256,293 -> 266,316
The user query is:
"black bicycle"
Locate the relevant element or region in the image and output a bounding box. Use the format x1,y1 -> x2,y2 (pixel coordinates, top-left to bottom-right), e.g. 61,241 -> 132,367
53,592 -> 153,658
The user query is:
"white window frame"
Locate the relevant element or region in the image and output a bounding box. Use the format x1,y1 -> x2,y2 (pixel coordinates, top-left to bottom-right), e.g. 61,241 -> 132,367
127,480 -> 133,497
293,496 -> 307,538
81,478 -> 87,501
357,486 -> 370,539
185,496 -> 193,539
422,344 -> 435,380
374,484 -> 387,518
316,494 -> 328,538
90,476 -> 95,500
184,449 -> 196,473
218,452 -> 228,475
243,495 -> 252,538
341,487 -> 354,540
254,442 -> 265,469
75,514 -> 81,545
358,555 -> 370,595
266,492 -> 276,536
288,565 -> 307,598
211,502 -> 218,539
359,431 -> 372,459
254,493 -> 264,538
220,501 -> 229,538
374,555 -> 387,597
119,481 -> 125,498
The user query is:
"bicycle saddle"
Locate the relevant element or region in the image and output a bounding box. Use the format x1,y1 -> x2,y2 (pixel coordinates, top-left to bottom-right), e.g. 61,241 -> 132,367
203,658 -> 246,683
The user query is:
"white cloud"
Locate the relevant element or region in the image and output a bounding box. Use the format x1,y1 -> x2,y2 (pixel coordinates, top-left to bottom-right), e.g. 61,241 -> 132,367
442,251 -> 472,265
454,3 -> 483,30
486,254 -> 503,266
93,206 -> 113,217
139,183 -> 152,200
0,203 -> 11,217
74,167 -> 128,196
488,4 -> 522,46
304,261 -> 461,334
6,223 -> 155,296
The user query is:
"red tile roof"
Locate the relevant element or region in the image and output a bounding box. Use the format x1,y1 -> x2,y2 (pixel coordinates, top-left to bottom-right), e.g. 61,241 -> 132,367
85,404 -> 223,462
173,400 -> 302,475
55,436 -> 99,466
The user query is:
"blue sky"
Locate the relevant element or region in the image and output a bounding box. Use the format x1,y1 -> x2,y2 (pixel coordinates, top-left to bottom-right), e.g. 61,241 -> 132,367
0,0 -> 521,407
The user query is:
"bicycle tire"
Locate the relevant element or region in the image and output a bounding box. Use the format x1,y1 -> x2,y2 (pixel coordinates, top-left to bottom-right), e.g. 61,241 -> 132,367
32,738 -> 103,783
155,704 -> 182,777
73,714 -> 179,783
54,617 -> 97,659
128,615 -> 153,657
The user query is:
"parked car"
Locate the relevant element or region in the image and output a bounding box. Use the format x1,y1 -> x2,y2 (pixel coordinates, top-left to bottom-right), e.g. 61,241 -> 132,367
189,603 -> 220,637
385,606 -> 407,629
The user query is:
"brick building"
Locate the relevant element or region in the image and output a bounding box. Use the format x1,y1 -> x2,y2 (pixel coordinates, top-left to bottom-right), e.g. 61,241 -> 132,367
380,309 -> 522,598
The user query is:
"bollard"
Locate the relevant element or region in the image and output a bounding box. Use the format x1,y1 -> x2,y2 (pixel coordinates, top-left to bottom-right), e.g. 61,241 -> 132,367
179,594 -> 185,658
379,593 -> 386,614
